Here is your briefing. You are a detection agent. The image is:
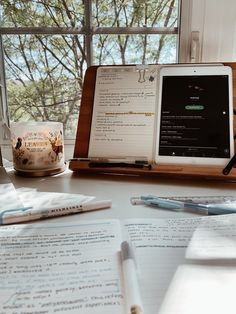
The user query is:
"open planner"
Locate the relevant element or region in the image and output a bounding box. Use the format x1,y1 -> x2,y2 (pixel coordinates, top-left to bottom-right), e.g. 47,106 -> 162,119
1,215 -> 236,314
69,62 -> 236,180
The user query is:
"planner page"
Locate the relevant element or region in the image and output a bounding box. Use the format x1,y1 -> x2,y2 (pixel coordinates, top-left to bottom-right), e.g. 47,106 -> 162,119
0,220 -> 125,314
88,65 -> 159,161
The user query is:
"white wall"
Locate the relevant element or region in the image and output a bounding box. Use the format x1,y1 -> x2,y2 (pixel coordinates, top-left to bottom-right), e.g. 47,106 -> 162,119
190,0 -> 236,62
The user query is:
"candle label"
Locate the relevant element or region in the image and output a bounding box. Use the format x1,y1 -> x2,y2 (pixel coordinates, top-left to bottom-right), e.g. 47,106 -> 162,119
12,127 -> 64,171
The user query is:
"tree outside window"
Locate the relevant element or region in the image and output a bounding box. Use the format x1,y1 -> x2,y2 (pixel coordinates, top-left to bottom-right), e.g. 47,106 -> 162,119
0,0 -> 179,138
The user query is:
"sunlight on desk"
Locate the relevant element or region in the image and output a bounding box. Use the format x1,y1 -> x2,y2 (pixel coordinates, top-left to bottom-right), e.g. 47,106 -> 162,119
159,215 -> 236,314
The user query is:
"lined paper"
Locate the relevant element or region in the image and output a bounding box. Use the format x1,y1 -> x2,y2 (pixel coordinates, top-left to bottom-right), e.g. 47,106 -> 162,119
0,220 -> 124,314
122,218 -> 200,314
1,215 -> 236,314
88,66 -> 159,161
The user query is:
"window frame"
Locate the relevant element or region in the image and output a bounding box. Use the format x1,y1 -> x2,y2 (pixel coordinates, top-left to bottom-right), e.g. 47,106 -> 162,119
0,0 -> 189,160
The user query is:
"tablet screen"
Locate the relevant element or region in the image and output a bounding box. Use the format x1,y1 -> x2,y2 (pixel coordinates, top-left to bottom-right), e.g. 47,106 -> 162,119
157,71 -> 233,164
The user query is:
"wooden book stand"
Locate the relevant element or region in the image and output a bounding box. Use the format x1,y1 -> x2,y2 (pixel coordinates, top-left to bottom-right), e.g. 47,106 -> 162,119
69,63 -> 236,181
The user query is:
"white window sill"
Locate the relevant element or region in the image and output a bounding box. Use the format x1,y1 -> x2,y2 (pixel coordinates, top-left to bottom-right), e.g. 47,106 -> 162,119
0,139 -> 76,162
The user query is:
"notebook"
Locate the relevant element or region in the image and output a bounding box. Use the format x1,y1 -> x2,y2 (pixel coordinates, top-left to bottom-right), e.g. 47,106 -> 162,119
1,215 -> 236,313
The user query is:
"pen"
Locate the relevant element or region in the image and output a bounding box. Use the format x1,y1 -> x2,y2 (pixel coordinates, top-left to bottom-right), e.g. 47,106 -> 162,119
120,241 -> 144,314
89,161 -> 152,170
0,200 -> 112,225
70,157 -> 149,163
143,198 -> 209,214
131,196 -> 236,215
222,153 -> 236,175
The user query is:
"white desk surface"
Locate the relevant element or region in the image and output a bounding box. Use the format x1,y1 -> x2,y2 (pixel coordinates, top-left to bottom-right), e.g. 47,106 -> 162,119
7,165 -> 236,223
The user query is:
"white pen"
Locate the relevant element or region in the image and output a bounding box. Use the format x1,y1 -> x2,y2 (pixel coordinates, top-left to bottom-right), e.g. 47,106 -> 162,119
121,241 -> 144,314
0,200 -> 112,225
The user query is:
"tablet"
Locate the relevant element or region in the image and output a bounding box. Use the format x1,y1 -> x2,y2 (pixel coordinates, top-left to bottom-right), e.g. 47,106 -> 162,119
155,65 -> 234,166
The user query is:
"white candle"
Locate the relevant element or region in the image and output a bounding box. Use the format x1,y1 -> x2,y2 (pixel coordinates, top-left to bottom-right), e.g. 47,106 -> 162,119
11,122 -> 65,174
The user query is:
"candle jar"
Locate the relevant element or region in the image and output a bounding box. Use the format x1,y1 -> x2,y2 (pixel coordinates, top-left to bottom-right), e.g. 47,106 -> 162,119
11,121 -> 65,176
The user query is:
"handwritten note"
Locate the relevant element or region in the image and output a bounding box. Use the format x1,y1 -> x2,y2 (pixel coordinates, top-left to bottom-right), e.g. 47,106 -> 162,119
122,218 -> 201,314
88,66 -> 159,161
0,220 -> 124,314
1,216 -> 236,314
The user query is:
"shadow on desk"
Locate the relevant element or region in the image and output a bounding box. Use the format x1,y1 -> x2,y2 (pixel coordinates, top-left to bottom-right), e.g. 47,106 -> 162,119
70,171 -> 236,191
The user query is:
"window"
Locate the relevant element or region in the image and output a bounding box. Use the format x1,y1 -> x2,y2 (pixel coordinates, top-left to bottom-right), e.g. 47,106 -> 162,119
0,0 -> 181,145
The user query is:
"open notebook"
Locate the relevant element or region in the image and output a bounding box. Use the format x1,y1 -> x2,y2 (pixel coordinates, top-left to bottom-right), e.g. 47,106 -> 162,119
1,215 -> 236,313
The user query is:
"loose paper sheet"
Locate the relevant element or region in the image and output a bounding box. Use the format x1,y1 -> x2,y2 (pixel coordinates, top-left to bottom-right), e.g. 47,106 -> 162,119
88,65 -> 159,161
158,264 -> 236,314
0,167 -> 24,211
